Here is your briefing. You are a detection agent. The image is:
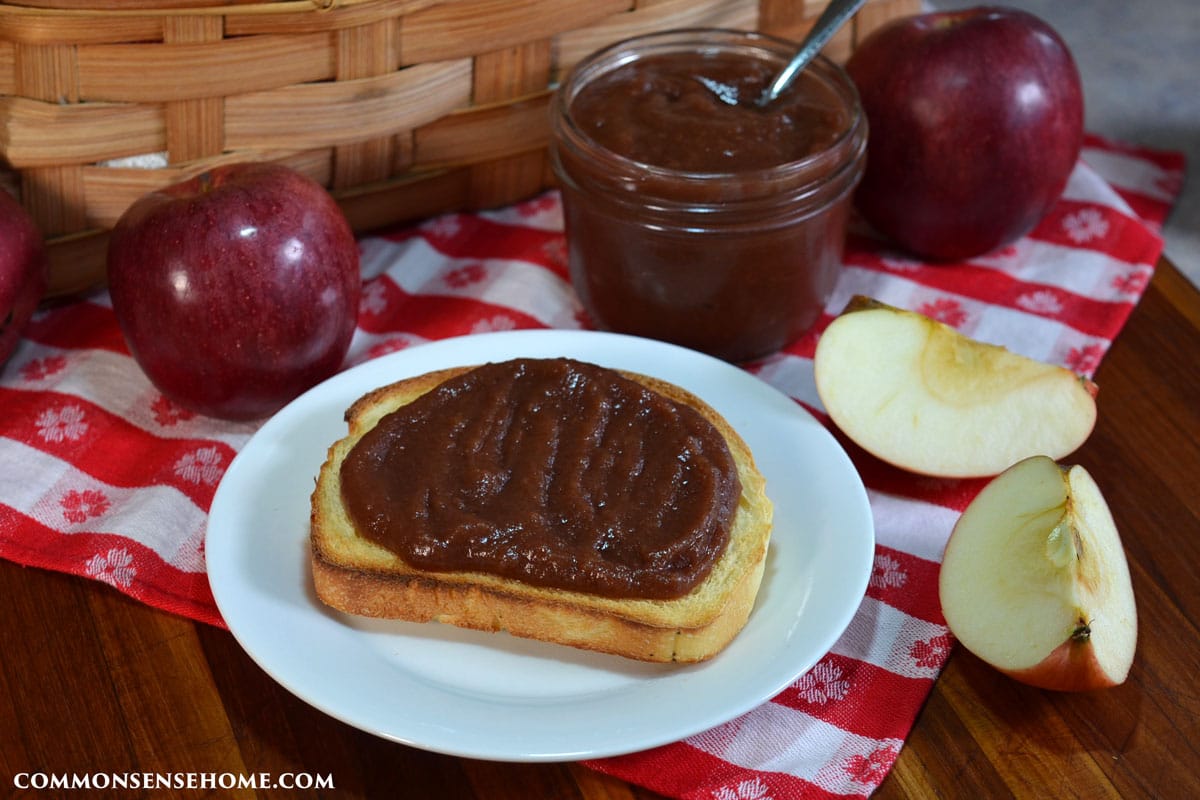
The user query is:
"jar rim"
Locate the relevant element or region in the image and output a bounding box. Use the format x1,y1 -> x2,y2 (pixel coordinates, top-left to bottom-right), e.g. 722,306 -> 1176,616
552,27 -> 866,190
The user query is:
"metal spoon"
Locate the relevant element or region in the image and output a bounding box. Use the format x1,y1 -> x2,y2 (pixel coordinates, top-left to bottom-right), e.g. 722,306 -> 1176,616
758,0 -> 868,106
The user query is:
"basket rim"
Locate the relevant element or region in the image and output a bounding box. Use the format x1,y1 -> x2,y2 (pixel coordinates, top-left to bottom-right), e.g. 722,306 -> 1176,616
0,0 -> 432,19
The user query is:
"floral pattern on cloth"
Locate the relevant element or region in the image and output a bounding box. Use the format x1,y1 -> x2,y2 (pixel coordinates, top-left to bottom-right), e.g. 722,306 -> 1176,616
0,134 -> 1184,799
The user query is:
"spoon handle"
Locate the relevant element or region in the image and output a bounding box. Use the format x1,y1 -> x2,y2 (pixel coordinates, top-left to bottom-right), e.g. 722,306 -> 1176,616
759,0 -> 868,106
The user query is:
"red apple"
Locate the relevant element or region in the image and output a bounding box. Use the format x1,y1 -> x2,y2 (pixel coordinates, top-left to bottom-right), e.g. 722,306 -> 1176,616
845,7 -> 1084,260
107,162 -> 360,421
0,187 -> 48,366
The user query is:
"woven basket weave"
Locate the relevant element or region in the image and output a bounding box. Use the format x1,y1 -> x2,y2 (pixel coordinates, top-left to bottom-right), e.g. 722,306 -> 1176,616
0,0 -> 919,298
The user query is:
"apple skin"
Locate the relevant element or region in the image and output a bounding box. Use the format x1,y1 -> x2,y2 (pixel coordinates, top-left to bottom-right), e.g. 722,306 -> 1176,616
845,7 -> 1084,260
1002,625 -> 1126,693
0,188 -> 48,366
107,162 -> 361,421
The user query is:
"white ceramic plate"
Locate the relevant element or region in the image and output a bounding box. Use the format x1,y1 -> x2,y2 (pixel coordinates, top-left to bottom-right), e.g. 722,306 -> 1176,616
206,329 -> 874,762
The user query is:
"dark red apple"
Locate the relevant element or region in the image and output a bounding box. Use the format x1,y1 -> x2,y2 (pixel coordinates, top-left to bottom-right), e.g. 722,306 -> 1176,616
107,162 -> 360,421
0,187 -> 48,366
845,7 -> 1084,260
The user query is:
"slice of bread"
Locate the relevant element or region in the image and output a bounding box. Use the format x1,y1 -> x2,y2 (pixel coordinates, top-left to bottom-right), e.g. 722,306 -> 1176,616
309,360 -> 773,663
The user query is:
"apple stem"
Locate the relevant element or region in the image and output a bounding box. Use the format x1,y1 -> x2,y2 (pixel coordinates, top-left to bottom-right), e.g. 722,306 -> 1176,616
1072,619 -> 1092,642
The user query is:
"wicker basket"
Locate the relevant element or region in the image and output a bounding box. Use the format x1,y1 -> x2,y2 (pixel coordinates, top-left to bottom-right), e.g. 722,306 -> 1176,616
0,0 -> 919,298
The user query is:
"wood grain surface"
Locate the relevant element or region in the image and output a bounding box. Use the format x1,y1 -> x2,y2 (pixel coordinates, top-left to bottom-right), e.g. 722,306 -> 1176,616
3,257 -> 1197,800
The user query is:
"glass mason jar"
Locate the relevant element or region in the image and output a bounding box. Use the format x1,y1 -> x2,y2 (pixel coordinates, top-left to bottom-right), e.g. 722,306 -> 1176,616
550,28 -> 867,362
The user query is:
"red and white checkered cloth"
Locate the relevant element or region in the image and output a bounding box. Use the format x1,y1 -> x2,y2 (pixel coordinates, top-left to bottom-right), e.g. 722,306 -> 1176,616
0,133 -> 1183,798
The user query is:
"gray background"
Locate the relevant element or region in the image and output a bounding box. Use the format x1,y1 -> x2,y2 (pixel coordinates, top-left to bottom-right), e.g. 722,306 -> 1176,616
928,0 -> 1198,288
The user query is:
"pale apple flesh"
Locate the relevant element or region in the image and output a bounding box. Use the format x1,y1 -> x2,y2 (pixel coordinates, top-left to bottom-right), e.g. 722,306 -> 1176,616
813,297 -> 1098,478
939,455 -> 1137,691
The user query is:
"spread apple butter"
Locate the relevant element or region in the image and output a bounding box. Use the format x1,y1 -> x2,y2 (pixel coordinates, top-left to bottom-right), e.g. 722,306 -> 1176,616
338,357 -> 741,600
551,29 -> 867,362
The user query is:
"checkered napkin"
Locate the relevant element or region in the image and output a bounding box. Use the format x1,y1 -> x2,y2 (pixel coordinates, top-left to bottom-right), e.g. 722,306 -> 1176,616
0,133 -> 1182,798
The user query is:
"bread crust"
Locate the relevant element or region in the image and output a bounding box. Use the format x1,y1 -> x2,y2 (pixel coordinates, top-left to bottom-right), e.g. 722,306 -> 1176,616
309,360 -> 773,663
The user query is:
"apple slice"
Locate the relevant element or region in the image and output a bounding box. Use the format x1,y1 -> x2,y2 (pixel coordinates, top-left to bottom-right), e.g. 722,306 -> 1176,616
813,297 -> 1098,478
939,455 -> 1137,691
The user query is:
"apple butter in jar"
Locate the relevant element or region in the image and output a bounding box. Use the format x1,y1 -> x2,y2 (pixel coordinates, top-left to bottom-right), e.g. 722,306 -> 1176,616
551,29 -> 866,362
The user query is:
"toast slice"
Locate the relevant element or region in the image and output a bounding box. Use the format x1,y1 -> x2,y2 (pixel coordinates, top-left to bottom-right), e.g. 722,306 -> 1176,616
309,359 -> 773,663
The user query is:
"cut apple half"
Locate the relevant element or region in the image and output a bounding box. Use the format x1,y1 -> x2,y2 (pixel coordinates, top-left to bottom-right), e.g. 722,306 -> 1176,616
939,455 -> 1137,691
813,297 -> 1098,478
